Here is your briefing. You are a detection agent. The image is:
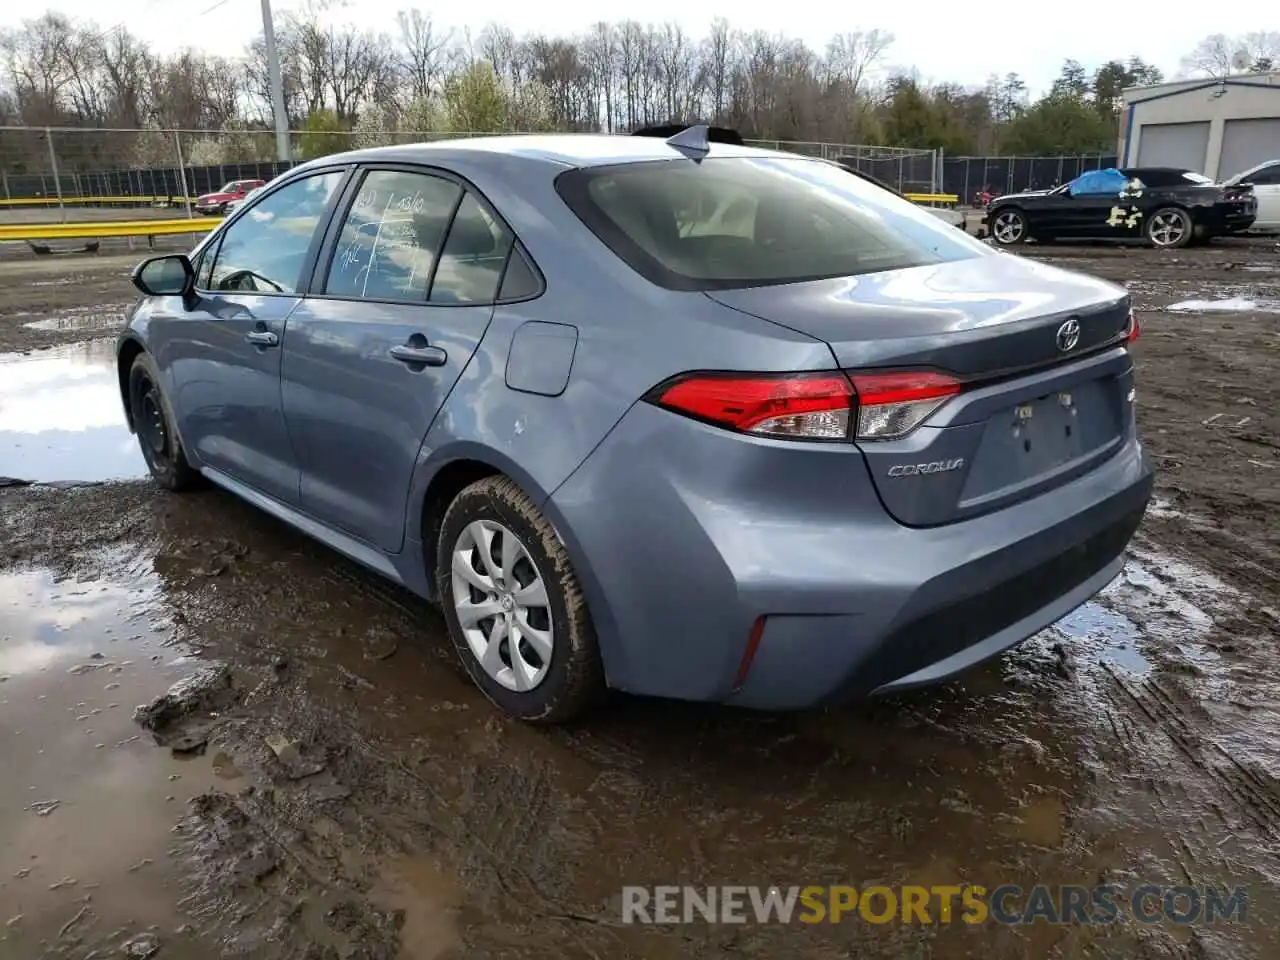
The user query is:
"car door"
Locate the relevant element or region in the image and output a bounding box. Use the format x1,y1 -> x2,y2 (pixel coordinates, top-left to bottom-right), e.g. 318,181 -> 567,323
1247,164 -> 1280,229
281,165 -> 515,552
1059,181 -> 1127,238
1019,191 -> 1075,238
152,168 -> 348,504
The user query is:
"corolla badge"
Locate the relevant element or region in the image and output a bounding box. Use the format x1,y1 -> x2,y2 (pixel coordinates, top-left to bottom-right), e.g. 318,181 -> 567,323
887,458 -> 965,478
1056,318 -> 1081,352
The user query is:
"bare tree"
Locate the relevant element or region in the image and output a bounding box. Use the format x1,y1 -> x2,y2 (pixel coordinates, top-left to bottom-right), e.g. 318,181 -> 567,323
824,30 -> 893,100
582,22 -> 617,131
1179,32 -> 1280,78
0,8 -> 1158,179
395,10 -> 453,102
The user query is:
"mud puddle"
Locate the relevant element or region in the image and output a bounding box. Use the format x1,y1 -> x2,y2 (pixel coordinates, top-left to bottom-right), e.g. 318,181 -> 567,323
0,555 -> 225,959
1166,297 -> 1280,313
2,459 -> 1280,957
0,340 -> 146,485
20,303 -> 128,335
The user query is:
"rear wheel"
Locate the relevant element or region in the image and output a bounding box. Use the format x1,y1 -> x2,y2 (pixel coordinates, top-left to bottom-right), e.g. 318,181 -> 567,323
1146,207 -> 1192,249
990,208 -> 1028,246
436,476 -> 604,724
128,353 -> 198,492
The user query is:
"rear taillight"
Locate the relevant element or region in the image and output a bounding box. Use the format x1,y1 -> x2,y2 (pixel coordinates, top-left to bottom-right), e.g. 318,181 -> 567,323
645,368 -> 961,442
646,371 -> 855,441
848,371 -> 962,440
1124,308 -> 1141,343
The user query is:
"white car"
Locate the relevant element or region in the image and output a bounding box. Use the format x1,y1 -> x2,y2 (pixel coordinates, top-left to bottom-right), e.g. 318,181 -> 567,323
223,185 -> 265,215
1224,160 -> 1280,232
924,206 -> 967,229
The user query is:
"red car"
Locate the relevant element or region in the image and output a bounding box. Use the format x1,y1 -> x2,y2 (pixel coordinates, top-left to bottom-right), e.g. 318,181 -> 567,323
194,179 -> 266,215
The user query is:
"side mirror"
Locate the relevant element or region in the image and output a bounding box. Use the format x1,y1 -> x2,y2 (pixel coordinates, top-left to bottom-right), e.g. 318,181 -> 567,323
131,254 -> 194,297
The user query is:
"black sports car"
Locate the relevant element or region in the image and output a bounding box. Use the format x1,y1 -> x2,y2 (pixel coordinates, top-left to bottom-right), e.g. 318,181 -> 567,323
981,166 -> 1257,249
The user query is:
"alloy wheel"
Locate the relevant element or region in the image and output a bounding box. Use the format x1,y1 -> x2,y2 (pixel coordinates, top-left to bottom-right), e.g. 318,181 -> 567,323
1148,210 -> 1188,247
449,519 -> 554,692
993,211 -> 1025,244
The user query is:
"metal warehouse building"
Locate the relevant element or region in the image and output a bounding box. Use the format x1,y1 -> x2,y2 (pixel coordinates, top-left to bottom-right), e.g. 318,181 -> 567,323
1118,72 -> 1280,179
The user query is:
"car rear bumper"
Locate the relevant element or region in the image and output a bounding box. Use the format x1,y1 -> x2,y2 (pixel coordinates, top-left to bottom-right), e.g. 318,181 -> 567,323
549,400 -> 1153,710
1202,204 -> 1257,233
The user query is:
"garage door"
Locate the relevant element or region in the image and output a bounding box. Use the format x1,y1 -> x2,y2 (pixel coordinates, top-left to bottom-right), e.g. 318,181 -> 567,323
1218,118 -> 1280,180
1136,122 -> 1211,173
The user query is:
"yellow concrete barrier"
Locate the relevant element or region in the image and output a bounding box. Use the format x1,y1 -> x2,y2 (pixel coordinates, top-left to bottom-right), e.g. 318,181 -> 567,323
904,193 -> 960,205
0,218 -> 221,241
0,196 -> 195,207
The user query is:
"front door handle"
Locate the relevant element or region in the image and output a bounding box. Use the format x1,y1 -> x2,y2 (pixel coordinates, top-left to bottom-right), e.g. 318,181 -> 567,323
389,343 -> 447,367
245,330 -> 278,347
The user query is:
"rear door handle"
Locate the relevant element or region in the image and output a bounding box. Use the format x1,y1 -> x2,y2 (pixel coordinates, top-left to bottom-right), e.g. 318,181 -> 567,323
245,330 -> 278,347
389,344 -> 447,367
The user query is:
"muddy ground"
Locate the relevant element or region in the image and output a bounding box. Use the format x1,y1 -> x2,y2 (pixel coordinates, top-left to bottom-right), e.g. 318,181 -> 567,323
0,237 -> 1278,960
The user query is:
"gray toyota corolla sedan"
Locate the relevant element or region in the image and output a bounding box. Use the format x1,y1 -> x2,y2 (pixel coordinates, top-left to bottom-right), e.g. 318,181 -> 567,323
118,128 -> 1154,723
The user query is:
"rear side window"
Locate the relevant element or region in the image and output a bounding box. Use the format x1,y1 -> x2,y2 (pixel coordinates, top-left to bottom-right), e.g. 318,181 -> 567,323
325,170 -> 462,301
498,246 -> 540,300
428,193 -> 513,304
556,157 -> 982,291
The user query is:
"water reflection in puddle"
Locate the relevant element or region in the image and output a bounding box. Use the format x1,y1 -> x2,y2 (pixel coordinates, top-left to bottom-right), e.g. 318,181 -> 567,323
1056,601 -> 1150,673
1053,549 -> 1231,677
1166,297 -> 1280,313
0,340 -> 146,484
22,305 -> 128,334
0,562 -> 223,957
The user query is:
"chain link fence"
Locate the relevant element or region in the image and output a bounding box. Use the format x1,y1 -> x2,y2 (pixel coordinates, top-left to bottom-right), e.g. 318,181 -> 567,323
742,140 -> 939,195
0,127 -> 945,221
941,153 -> 1120,204
1,126 -> 1128,219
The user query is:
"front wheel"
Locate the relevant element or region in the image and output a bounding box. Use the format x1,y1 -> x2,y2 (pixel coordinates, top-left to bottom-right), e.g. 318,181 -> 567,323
128,353 -> 199,492
990,208 -> 1028,246
1146,207 -> 1192,249
436,476 -> 605,724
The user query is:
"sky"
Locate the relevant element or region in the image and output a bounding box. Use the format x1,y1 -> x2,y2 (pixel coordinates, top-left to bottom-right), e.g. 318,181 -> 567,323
4,0 -> 1280,96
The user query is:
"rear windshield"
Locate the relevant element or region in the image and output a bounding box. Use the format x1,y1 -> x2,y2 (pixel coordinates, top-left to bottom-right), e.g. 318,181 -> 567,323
555,157 -> 984,291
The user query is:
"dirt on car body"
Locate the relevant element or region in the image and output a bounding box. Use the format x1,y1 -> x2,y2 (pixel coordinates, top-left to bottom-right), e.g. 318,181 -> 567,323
1,238 -> 1278,959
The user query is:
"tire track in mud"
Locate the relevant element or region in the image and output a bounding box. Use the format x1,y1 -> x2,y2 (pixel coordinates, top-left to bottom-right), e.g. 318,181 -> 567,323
318,559 -> 436,633
1102,664 -> 1280,840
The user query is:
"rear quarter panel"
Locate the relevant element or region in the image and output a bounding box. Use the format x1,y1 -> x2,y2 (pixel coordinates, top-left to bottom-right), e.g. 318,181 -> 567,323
401,150 -> 834,570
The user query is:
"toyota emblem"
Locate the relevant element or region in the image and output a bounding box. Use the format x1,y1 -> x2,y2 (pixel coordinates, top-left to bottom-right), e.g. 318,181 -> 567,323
1056,318 -> 1081,353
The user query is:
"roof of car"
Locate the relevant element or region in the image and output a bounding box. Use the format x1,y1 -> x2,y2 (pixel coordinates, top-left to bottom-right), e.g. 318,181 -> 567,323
302,133 -> 781,171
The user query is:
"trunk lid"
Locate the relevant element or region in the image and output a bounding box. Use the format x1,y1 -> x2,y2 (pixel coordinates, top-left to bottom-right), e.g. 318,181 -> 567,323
706,254 -> 1136,527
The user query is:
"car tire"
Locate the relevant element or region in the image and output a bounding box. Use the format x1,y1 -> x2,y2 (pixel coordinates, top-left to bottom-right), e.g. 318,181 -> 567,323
989,207 -> 1028,246
128,352 -> 199,492
1146,207 -> 1192,249
436,475 -> 605,724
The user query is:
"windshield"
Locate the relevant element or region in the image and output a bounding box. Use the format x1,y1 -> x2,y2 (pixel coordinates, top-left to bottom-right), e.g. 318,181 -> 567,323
1181,172 -> 1213,185
555,157 -> 986,291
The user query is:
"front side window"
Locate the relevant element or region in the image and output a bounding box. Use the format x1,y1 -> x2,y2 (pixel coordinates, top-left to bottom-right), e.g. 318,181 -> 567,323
556,157 -> 985,291
324,170 -> 462,301
207,170 -> 344,293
